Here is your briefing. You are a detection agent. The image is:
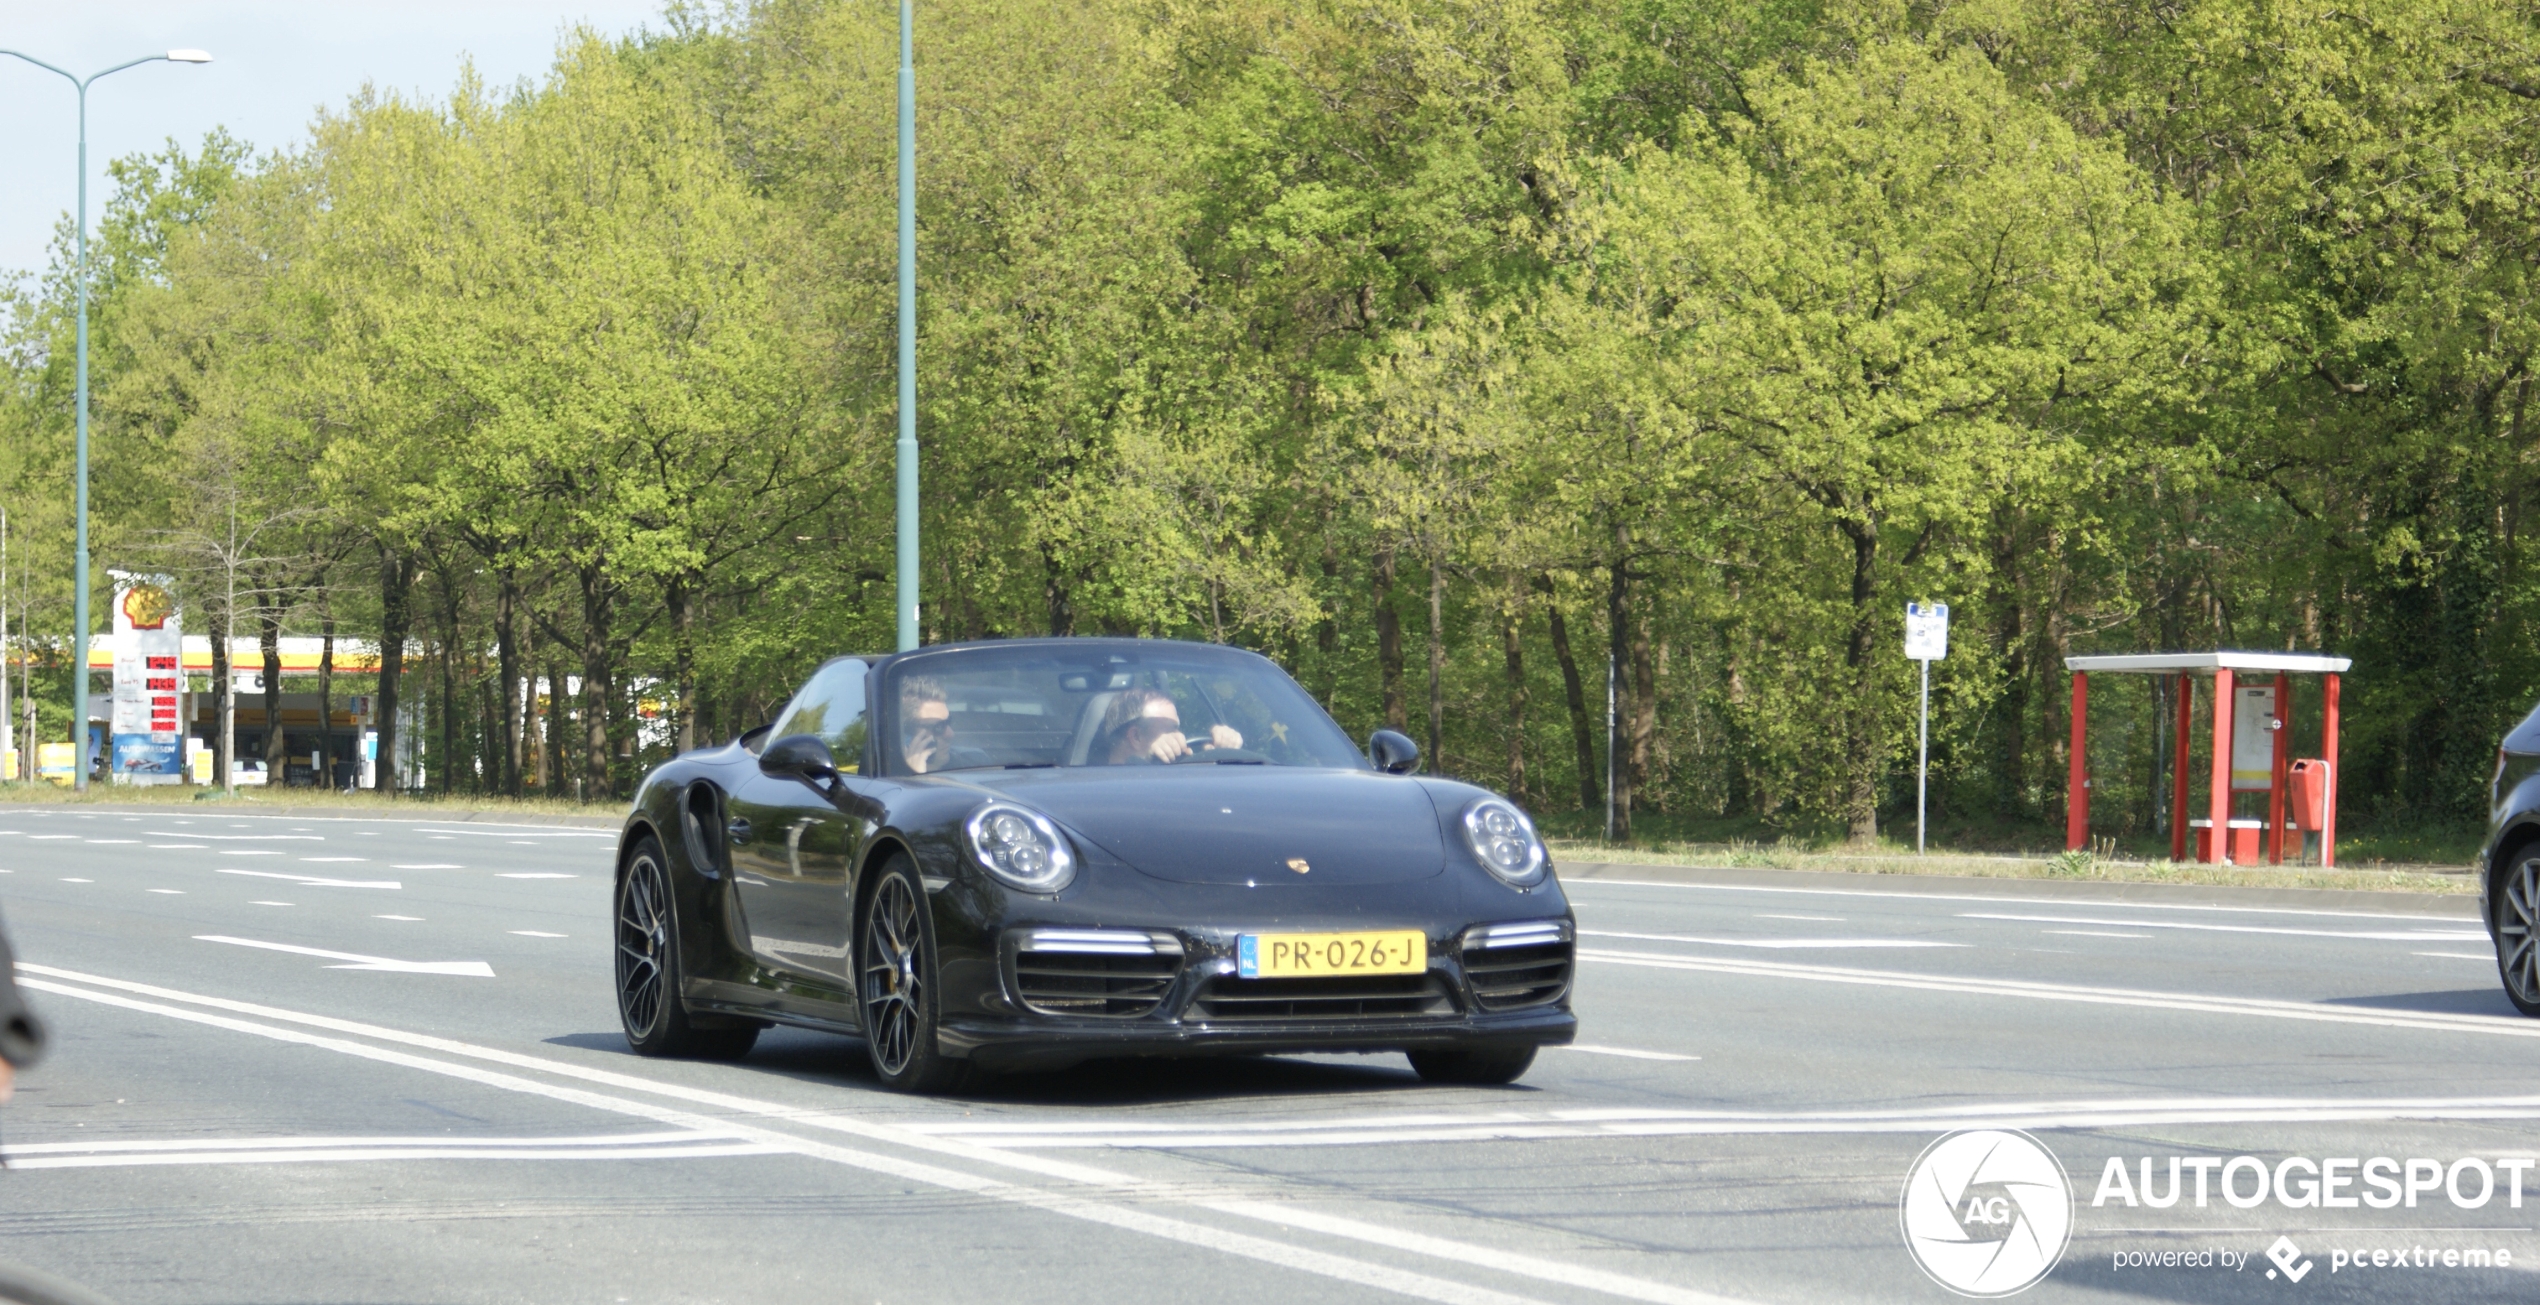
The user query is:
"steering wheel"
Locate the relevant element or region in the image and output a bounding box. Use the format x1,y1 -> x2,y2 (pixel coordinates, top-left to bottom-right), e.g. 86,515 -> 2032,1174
1171,747 -> 1271,764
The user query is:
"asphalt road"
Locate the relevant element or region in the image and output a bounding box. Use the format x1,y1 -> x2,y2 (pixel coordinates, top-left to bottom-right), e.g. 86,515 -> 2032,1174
0,806 -> 2532,1305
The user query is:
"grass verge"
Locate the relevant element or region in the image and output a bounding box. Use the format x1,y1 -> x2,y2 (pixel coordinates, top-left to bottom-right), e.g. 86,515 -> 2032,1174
1547,839 -> 2479,896
0,781 -> 616,821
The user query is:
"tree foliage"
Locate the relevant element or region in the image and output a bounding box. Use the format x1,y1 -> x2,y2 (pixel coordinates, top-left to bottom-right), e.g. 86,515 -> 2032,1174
2,0 -> 2535,840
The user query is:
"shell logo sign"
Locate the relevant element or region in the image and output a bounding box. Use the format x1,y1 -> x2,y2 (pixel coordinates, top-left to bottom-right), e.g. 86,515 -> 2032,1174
120,581 -> 176,631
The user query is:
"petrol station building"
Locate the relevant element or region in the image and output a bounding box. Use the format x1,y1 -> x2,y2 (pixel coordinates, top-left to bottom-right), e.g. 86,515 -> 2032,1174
81,634 -> 412,787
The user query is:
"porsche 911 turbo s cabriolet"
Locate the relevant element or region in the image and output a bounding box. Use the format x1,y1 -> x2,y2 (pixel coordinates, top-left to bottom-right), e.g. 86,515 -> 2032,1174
612,638 -> 1578,1092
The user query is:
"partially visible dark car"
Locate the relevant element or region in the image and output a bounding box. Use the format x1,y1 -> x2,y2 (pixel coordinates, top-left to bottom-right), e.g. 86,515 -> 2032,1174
612,638 -> 1578,1092
2481,706 -> 2540,1016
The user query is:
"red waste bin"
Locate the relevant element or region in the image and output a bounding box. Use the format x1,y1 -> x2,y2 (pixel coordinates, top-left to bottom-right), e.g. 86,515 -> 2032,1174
2288,759 -> 2330,831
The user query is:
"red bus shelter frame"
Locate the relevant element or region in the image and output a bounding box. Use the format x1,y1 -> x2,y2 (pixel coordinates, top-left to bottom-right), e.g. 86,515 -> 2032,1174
2062,652 -> 2350,867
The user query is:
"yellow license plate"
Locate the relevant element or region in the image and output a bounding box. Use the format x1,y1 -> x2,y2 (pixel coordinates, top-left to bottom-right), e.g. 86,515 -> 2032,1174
1237,930 -> 1426,979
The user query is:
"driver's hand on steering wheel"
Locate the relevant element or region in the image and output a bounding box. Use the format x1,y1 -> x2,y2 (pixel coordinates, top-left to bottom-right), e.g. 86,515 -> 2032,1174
1207,724 -> 1242,751
1144,728 -> 1192,763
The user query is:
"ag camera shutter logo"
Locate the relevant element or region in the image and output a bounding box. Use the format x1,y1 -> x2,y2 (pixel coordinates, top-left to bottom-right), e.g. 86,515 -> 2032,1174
1901,1130 -> 2074,1296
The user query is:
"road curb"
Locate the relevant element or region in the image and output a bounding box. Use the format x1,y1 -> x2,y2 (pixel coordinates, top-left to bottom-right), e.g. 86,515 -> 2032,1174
1555,859 -> 2484,918
0,801 -> 624,831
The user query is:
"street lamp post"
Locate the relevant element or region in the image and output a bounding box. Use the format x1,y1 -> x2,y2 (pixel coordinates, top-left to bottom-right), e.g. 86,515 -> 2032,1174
894,0 -> 920,652
0,47 -> 211,789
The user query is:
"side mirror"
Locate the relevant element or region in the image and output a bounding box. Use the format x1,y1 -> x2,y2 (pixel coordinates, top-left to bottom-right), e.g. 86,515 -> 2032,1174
759,733 -> 837,782
1368,729 -> 1421,775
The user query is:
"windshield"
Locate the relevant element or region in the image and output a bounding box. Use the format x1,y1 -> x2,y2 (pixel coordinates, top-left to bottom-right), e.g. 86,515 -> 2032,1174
877,643 -> 1365,775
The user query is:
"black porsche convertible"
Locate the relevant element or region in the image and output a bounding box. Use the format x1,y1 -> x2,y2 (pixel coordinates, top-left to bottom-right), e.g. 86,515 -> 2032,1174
611,637 -> 1578,1092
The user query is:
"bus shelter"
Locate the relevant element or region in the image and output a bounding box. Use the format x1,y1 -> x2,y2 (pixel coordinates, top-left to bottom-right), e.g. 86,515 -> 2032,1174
2062,651 -> 2350,867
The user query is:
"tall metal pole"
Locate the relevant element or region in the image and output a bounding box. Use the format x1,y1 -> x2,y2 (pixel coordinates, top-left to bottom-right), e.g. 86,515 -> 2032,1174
893,0 -> 921,652
72,79 -> 92,787
2,49 -> 209,787
1916,657 -> 1929,854
1603,651 -> 1617,842
2,506 -> 12,782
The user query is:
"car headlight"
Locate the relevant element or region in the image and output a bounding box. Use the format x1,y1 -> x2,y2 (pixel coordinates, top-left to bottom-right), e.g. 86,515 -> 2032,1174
962,802 -> 1077,894
1461,797 -> 1546,886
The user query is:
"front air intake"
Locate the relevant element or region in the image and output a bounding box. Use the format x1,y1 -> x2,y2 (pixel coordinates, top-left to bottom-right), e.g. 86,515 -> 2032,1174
1461,920 -> 1572,1010
1190,972 -> 1454,1021
1010,929 -> 1182,1017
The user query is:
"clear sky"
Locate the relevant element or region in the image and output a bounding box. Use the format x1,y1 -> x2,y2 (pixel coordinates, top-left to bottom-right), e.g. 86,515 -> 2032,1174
0,0 -> 672,279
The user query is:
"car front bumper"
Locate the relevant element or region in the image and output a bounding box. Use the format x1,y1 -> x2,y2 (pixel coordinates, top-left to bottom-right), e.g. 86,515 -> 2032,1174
942,1004 -> 1577,1072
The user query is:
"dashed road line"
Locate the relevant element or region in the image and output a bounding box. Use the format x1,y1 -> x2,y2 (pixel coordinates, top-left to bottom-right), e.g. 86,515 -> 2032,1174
1578,947 -> 2540,1038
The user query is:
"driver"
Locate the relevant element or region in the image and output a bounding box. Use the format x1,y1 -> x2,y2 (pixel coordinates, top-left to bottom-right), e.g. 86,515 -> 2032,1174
1101,688 -> 1240,764
900,676 -> 954,774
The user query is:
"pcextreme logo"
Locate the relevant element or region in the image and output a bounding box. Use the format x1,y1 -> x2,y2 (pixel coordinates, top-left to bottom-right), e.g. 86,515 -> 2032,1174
1901,1130 -> 2075,1297
2264,1236 -> 2314,1283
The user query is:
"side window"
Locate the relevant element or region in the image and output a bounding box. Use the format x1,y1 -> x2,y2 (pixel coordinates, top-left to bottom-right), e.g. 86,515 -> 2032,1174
769,659 -> 870,773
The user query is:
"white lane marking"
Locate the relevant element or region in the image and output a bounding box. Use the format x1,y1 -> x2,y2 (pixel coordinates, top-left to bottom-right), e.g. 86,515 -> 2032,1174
374,915 -> 424,921
217,868 -> 401,890
2416,952 -> 2495,961
193,935 -> 494,977
147,833 -> 323,841
7,1128 -> 742,1154
2045,930 -> 2151,939
28,835 -> 78,840
1580,929 -> 1963,950
1198,1199 -> 1745,1305
1578,948 -> 2540,1038
19,959 -> 1737,1299
414,828 -> 613,840
902,1094 -> 2540,1152
148,889 -> 184,895
0,831 -> 16,835
249,901 -> 295,907
1551,1044 -> 1698,1062
15,973 -> 1569,1305
149,844 -> 207,849
495,873 -> 576,880
85,839 -> 139,844
509,840 -> 538,845
300,857 -> 369,863
509,931 -> 566,938
1958,911 -> 2489,942
1755,914 -> 1843,922
429,836 -> 453,840
6,1144 -> 783,1170
393,863 -> 464,870
60,878 -> 93,884
2,1130 -> 779,1169
1566,878 -> 2480,924
218,850 -> 284,857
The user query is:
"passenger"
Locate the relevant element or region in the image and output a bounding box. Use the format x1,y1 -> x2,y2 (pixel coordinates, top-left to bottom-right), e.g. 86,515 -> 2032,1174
1101,688 -> 1240,764
900,676 -> 954,774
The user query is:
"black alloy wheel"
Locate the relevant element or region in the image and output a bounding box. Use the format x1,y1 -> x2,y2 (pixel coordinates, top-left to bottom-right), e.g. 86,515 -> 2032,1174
858,855 -> 972,1093
1407,1044 -> 1537,1086
2501,852 -> 2540,1017
616,835 -> 759,1059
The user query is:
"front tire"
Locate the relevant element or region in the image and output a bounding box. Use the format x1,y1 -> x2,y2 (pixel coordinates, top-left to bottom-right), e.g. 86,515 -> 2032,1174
617,835 -> 759,1059
1408,1044 -> 1536,1086
858,855 -> 973,1094
2498,852 -> 2540,1017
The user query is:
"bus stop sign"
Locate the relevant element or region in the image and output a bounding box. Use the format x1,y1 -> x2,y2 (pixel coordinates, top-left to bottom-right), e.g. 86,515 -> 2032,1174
1905,602 -> 1949,661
